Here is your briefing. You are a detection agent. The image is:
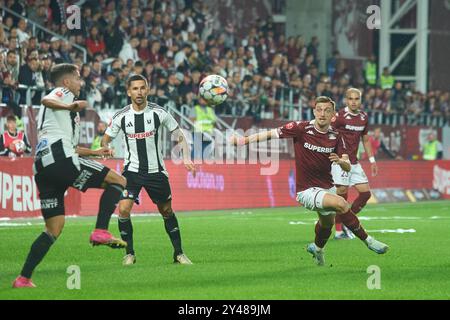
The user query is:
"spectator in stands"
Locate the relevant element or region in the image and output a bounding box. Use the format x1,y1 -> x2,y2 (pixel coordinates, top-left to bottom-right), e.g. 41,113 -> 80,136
422,132 -> 443,160
380,67 -> 395,90
18,55 -> 42,105
86,25 -> 106,58
119,36 -> 140,64
174,43 -> 192,70
364,54 -> 377,86
90,121 -> 107,151
0,114 -> 32,157
190,96 -> 217,160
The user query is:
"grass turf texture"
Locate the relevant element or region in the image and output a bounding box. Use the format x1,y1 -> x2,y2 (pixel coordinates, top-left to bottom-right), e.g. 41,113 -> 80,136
1,201 -> 449,300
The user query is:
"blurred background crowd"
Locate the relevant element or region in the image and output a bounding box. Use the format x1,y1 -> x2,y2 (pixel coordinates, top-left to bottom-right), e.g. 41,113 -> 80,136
0,0 -> 449,125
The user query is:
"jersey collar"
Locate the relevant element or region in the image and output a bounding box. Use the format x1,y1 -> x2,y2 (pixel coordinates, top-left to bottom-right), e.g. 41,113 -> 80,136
310,120 -> 330,134
345,106 -> 361,116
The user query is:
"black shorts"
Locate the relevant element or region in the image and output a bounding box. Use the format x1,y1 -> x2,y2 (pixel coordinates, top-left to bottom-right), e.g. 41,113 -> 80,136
35,157 -> 109,219
121,171 -> 172,205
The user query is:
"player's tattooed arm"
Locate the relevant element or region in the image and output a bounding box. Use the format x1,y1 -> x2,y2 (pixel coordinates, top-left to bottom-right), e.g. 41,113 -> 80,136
173,128 -> 196,175
329,153 -> 351,172
76,146 -> 114,158
231,129 -> 279,145
41,97 -> 88,112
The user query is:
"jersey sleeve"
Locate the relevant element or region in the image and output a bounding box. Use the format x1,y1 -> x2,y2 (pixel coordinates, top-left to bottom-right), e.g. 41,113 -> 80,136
277,121 -> 303,139
335,133 -> 348,156
161,111 -> 179,132
45,87 -> 68,101
332,112 -> 342,129
105,115 -> 122,139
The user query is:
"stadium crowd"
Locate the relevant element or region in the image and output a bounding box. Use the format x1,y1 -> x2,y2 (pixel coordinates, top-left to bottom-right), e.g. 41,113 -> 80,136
0,0 -> 449,125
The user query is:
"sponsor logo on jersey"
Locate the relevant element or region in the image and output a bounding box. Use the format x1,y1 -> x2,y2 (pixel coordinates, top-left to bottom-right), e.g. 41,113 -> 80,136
345,124 -> 366,131
126,122 -> 134,128
285,122 -> 295,129
345,116 -> 352,120
328,134 -> 337,140
127,130 -> 155,139
307,130 -> 314,135
303,142 -> 335,153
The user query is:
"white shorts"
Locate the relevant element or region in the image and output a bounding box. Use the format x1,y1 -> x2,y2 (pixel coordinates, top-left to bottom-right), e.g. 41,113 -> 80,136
296,186 -> 337,216
331,163 -> 369,186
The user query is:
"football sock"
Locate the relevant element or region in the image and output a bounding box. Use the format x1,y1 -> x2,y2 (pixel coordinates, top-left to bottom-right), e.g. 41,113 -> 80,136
118,217 -> 134,255
314,221 -> 333,249
95,183 -> 124,230
339,210 -> 368,241
20,231 -> 56,278
351,191 -> 371,214
163,213 -> 183,257
335,192 -> 348,232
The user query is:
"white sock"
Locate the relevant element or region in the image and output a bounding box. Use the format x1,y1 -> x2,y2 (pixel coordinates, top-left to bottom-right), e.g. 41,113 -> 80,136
365,235 -> 373,244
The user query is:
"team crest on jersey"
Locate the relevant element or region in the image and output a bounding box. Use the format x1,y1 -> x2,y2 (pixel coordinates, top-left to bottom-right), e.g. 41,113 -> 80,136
55,91 -> 63,97
146,119 -> 152,125
285,122 -> 295,129
360,115 -> 366,121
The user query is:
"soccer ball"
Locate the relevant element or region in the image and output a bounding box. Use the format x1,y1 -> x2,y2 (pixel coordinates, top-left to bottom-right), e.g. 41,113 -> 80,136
199,75 -> 228,106
10,139 -> 25,155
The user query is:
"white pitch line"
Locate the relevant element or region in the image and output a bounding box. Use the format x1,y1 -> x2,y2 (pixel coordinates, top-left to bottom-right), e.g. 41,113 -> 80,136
366,229 -> 416,234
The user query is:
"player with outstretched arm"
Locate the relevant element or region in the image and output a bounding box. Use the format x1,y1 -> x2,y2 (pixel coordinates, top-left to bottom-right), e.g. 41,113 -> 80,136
232,96 -> 388,266
13,64 -> 127,288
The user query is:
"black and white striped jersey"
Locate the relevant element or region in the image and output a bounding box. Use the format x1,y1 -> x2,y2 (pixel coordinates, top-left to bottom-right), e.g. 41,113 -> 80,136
33,87 -> 80,173
106,102 -> 179,175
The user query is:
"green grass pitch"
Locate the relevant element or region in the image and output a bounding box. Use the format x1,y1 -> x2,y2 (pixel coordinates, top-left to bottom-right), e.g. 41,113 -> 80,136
1,201 -> 449,300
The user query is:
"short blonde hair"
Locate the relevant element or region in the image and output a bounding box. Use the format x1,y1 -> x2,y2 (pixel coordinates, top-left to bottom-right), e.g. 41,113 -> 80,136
346,88 -> 362,99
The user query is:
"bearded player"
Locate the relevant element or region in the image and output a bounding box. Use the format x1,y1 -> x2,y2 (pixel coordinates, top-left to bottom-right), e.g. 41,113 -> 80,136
332,88 -> 378,239
233,96 -> 388,266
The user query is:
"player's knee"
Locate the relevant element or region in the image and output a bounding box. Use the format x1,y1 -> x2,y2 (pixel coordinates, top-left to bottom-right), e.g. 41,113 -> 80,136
336,185 -> 348,195
360,191 -> 371,202
159,205 -> 173,217
335,198 -> 349,213
119,205 -> 131,218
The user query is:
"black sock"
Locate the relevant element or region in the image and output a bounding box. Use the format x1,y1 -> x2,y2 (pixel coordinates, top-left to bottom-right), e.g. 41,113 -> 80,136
95,184 -> 124,230
163,213 -> 183,258
21,232 -> 56,278
118,217 -> 134,255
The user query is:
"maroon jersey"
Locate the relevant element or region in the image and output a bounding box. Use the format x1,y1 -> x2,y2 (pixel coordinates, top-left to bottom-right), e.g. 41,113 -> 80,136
278,120 -> 347,192
333,107 -> 369,164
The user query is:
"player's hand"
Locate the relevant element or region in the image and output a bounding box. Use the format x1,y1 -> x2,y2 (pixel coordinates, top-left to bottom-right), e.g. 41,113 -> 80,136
371,162 -> 378,177
94,147 -> 114,159
70,101 -> 88,112
230,135 -> 247,146
328,153 -> 341,163
184,159 -> 196,177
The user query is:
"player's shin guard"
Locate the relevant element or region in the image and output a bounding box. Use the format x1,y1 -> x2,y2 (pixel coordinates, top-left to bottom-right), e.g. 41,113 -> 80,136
20,231 -> 56,278
95,184 -> 124,230
118,217 -> 134,255
163,213 -> 183,257
351,191 -> 371,214
314,221 -> 333,249
335,193 -> 347,232
339,210 -> 368,241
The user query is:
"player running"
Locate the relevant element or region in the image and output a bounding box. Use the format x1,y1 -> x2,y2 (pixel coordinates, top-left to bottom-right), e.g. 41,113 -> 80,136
332,88 -> 378,239
102,74 -> 196,266
13,64 -> 127,288
232,96 -> 388,266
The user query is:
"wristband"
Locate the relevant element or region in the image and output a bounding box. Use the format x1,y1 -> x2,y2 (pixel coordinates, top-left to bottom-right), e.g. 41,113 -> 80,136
369,156 -> 376,164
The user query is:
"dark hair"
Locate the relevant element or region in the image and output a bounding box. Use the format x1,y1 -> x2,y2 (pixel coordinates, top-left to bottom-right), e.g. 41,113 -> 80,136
6,115 -> 16,122
50,63 -> 79,84
314,96 -> 336,110
126,74 -> 148,88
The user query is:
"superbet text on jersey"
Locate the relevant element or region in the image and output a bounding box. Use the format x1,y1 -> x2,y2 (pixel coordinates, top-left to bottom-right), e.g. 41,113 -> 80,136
332,107 -> 369,164
277,120 -> 347,192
